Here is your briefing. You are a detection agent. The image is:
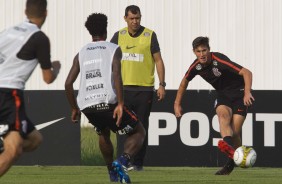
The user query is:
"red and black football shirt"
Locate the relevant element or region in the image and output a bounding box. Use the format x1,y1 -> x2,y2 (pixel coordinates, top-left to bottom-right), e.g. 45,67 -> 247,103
185,52 -> 244,91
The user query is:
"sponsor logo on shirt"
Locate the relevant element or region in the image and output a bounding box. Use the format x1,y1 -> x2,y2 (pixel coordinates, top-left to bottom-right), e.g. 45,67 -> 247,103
126,45 -> 136,49
86,83 -> 104,91
212,67 -> 222,77
213,60 -> 218,66
86,69 -> 102,79
144,32 -> 151,37
120,30 -> 127,35
14,26 -> 27,32
196,64 -> 202,70
122,53 -> 144,62
83,59 -> 102,66
85,93 -> 108,101
87,46 -> 106,50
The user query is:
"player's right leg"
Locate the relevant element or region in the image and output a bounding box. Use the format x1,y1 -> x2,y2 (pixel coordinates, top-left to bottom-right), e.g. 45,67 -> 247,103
0,131 -> 23,176
215,105 -> 235,175
112,123 -> 145,183
99,128 -> 118,182
218,140 -> 235,158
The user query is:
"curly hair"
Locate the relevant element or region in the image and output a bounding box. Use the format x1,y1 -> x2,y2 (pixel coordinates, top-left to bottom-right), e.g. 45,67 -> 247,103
192,36 -> 210,50
26,0 -> 47,18
85,13 -> 107,37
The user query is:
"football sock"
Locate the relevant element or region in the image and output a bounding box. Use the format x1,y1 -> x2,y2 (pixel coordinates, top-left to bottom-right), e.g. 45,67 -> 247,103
223,136 -> 233,147
222,136 -> 235,163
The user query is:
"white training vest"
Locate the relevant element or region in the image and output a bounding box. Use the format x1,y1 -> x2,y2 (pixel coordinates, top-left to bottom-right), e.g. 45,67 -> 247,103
77,41 -> 119,110
0,21 -> 40,89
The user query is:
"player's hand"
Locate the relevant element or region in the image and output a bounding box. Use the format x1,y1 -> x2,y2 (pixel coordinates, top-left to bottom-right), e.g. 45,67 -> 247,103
71,108 -> 81,123
174,103 -> 183,118
52,61 -> 61,76
157,86 -> 165,101
244,92 -> 255,106
113,104 -> 123,127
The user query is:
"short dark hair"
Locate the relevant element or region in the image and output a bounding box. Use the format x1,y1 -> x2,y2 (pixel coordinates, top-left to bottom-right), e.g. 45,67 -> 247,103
192,36 -> 210,50
26,0 -> 47,18
125,5 -> 141,16
85,13 -> 107,37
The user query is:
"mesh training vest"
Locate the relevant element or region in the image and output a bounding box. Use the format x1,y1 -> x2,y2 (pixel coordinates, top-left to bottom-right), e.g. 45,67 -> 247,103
0,21 -> 40,89
118,27 -> 154,86
77,41 -> 119,110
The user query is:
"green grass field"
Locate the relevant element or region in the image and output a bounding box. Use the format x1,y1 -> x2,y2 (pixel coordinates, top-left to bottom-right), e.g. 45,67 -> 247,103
1,166 -> 282,184
2,128 -> 280,183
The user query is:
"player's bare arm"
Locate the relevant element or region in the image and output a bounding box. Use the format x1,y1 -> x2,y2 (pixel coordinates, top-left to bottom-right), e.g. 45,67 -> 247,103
174,78 -> 189,117
42,60 -> 61,84
153,51 -> 166,101
112,47 -> 123,126
65,54 -> 81,123
239,67 -> 255,106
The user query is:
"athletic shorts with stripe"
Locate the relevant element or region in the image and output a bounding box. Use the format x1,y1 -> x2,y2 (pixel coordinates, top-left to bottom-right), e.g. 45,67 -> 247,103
0,88 -> 36,138
214,90 -> 248,117
82,104 -> 139,135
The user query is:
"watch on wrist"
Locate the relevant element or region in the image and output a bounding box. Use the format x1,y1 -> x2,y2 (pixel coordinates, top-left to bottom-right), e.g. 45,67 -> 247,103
159,82 -> 166,87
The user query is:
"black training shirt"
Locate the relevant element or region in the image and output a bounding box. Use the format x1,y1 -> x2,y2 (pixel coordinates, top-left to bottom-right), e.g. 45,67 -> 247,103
17,31 -> 52,69
185,52 -> 244,91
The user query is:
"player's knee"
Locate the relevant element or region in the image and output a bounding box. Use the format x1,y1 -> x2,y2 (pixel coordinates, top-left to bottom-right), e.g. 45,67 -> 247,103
218,113 -> 231,121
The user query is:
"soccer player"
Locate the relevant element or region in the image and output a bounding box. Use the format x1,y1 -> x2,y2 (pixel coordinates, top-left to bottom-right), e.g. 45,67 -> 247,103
110,5 -> 166,171
174,36 -> 254,175
0,0 -> 60,176
65,13 -> 145,183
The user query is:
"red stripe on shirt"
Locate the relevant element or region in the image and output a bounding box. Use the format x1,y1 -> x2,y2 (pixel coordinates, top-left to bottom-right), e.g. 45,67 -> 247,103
212,53 -> 241,72
185,60 -> 200,79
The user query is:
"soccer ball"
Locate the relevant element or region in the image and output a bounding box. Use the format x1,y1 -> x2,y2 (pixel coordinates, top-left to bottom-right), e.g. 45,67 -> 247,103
233,146 -> 257,168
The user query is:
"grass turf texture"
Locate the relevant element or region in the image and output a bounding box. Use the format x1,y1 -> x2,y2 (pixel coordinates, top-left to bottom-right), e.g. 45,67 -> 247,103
1,166 -> 282,184
3,128 -> 280,183
81,127 -> 117,165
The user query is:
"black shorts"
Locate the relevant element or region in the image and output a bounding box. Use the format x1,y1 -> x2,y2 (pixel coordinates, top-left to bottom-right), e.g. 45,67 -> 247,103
0,88 -> 36,138
82,104 -> 139,135
214,90 -> 248,117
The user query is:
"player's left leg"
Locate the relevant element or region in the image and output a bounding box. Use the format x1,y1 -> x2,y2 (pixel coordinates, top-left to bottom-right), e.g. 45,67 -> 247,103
231,114 -> 246,149
22,129 -> 42,152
